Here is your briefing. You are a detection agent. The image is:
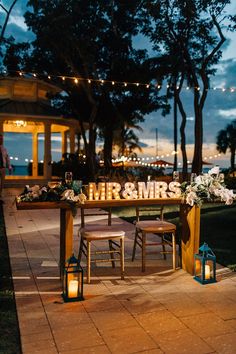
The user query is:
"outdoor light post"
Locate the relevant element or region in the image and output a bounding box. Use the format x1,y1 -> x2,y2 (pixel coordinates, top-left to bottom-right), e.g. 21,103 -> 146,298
62,254 -> 84,302
194,243 -> 216,285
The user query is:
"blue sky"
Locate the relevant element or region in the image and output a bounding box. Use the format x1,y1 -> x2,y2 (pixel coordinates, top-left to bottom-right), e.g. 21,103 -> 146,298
1,0 -> 236,168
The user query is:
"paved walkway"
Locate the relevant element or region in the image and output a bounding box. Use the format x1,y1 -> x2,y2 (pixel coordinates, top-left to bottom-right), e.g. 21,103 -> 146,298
3,188 -> 236,354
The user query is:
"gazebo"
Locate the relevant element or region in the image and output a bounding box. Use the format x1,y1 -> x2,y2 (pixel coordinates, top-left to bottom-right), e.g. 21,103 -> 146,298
0,76 -> 84,184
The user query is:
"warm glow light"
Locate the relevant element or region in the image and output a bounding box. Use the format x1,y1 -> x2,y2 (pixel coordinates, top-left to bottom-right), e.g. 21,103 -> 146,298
205,265 -> 211,280
14,120 -> 27,127
68,280 -> 78,298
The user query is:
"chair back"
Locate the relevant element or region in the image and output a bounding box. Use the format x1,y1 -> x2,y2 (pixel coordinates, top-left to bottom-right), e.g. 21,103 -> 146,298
81,207 -> 112,227
135,205 -> 164,222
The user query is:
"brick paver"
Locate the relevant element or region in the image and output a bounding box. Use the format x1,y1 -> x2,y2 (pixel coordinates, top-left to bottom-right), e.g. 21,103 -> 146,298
3,188 -> 236,354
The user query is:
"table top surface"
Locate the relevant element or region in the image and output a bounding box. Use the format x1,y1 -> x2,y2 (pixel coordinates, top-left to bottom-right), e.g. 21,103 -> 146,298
16,197 -> 183,210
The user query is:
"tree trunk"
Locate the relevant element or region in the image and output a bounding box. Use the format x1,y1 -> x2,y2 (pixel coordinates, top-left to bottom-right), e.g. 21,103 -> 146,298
77,105 -> 98,181
86,125 -> 97,181
192,92 -> 203,175
103,128 -> 113,173
230,147 -> 235,171
173,92 -> 178,171
0,0 -> 18,43
176,93 -> 188,180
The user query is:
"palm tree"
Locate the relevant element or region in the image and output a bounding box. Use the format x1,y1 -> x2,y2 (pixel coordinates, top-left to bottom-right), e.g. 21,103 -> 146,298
114,125 -> 143,158
216,120 -> 236,171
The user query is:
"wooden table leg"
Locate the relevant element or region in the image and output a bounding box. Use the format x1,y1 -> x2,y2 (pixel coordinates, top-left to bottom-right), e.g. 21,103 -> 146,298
60,208 -> 74,279
180,205 -> 201,275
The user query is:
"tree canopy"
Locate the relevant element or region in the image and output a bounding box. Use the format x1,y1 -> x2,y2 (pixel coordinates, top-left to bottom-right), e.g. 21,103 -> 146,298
1,0 -> 236,178
140,0 -> 235,174
19,0 -> 168,178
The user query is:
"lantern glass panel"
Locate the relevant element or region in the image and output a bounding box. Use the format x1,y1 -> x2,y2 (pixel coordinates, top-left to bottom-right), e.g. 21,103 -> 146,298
194,243 -> 216,285
62,255 -> 84,302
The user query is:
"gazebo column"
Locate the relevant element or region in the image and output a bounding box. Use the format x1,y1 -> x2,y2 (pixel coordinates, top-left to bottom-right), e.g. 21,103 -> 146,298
0,121 -> 3,134
61,130 -> 67,157
32,131 -> 38,177
69,127 -> 75,154
43,122 -> 52,180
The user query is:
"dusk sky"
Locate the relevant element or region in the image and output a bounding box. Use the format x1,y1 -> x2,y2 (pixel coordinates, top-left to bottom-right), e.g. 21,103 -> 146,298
1,0 -> 236,168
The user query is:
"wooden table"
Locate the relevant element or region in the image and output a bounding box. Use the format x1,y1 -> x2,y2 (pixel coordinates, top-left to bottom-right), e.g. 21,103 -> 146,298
16,198 -> 200,277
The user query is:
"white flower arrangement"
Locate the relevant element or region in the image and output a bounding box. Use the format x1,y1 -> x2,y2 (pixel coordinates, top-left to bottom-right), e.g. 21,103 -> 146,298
17,182 -> 87,204
181,167 -> 235,206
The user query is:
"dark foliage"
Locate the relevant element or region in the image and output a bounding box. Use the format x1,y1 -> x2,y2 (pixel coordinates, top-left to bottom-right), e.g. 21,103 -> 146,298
0,204 -> 22,354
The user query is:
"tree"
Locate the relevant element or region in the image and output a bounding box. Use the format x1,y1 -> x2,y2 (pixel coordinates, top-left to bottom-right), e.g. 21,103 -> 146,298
114,124 -> 143,157
21,0 -> 168,178
216,120 -> 236,171
0,0 -> 18,43
142,0 -> 236,175
0,0 -> 18,65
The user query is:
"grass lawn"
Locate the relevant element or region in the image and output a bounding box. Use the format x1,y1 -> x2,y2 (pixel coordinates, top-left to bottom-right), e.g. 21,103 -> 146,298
0,203 -> 22,354
113,202 -> 236,270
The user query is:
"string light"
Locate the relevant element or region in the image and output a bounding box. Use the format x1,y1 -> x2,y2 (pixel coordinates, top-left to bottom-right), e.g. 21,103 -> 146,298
8,150 -> 224,165
112,151 -> 223,165
1,70 -> 235,93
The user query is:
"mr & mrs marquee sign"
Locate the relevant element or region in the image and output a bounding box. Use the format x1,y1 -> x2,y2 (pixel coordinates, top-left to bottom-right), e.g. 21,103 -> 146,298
88,181 -> 181,200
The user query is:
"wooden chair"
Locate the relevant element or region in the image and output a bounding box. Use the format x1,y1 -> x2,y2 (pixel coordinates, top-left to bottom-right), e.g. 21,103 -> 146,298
132,206 -> 177,272
78,208 -> 125,283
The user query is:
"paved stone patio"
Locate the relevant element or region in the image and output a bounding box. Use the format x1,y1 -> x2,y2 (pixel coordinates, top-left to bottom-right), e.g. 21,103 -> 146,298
3,188 -> 236,353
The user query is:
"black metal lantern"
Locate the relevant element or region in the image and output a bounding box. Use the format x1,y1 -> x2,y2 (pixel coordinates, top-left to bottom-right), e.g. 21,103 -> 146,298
194,243 -> 216,285
62,254 -> 84,302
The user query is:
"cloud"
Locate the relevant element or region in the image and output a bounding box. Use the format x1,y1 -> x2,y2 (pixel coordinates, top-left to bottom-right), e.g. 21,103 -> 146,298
218,108 -> 236,119
4,22 -> 35,43
1,0 -> 34,42
138,141 -> 149,148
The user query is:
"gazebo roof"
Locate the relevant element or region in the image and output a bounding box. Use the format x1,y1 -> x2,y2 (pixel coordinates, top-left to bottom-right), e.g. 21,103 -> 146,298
0,99 -> 62,118
0,76 -> 86,133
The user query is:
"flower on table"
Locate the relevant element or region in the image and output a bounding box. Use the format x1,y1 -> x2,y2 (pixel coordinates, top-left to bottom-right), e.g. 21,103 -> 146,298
181,169 -> 236,206
60,189 -> 87,204
17,182 -> 86,204
208,166 -> 220,176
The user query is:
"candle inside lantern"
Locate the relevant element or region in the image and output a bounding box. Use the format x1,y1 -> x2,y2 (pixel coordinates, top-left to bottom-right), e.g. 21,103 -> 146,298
68,280 -> 78,298
205,265 -> 211,280
195,259 -> 201,274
